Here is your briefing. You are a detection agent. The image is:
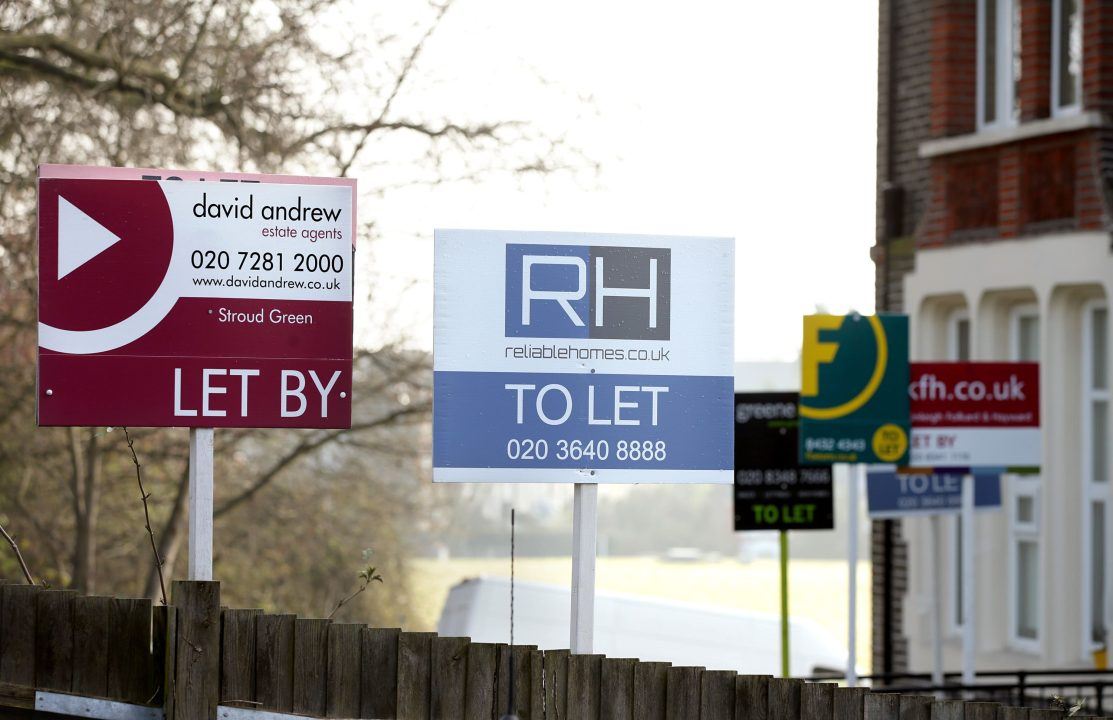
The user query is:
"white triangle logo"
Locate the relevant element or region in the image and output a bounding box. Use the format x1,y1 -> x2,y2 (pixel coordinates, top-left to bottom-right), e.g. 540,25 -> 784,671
57,196 -> 121,280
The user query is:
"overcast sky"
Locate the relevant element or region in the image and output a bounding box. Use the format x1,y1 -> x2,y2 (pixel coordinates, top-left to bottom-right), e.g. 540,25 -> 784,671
363,0 -> 880,361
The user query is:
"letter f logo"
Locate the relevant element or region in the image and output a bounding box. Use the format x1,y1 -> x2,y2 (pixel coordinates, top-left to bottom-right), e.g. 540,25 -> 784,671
802,315 -> 842,397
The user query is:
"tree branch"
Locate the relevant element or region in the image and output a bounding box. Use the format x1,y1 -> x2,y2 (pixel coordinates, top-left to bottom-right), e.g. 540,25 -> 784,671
0,519 -> 35,585
123,427 -> 167,605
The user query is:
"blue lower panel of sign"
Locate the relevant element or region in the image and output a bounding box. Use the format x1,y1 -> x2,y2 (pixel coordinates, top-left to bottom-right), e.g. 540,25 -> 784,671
867,470 -> 1002,517
433,371 -> 733,476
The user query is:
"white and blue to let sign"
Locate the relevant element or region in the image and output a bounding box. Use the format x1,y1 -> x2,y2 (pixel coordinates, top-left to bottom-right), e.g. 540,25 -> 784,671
866,469 -> 1002,518
433,229 -> 735,483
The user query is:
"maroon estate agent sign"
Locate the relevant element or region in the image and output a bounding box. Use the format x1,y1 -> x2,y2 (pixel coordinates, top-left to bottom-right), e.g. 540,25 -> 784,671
37,164 -> 356,429
908,362 -> 1040,469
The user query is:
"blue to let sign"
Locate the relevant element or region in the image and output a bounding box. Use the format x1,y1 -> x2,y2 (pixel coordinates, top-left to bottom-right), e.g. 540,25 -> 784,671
866,470 -> 1002,518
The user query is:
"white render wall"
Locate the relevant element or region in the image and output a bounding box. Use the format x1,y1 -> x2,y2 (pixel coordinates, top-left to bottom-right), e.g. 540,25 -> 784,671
901,230 -> 1113,671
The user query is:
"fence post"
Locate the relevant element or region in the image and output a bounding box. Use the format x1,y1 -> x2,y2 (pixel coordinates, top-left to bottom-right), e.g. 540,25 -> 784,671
170,580 -> 221,720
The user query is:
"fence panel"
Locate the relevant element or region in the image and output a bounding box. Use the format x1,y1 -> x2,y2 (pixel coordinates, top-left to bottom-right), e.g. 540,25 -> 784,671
544,649 -> 571,720
327,623 -> 363,718
496,644 -> 535,720
769,678 -> 804,720
397,631 -> 435,720
292,618 -> 331,717
666,666 -> 704,720
735,675 -> 770,720
429,635 -> 468,720
106,597 -> 154,704
0,584 -> 39,685
633,660 -> 671,720
568,653 -> 603,720
464,641 -> 497,720
255,613 -> 295,712
835,687 -> 868,720
699,670 -> 735,720
220,608 -> 260,705
865,692 -> 900,720
600,657 -> 636,720
361,626 -> 400,719
71,595 -> 111,697
34,589 -> 75,692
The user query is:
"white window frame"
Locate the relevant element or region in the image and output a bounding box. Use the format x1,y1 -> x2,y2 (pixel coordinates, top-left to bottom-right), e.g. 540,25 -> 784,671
946,307 -> 971,636
1081,300 -> 1110,654
1007,302 -> 1042,652
1051,0 -> 1083,117
977,0 -> 1020,131
1008,476 -> 1042,652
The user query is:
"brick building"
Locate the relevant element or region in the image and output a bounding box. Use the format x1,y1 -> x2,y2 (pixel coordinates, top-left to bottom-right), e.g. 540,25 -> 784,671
874,0 -> 1113,672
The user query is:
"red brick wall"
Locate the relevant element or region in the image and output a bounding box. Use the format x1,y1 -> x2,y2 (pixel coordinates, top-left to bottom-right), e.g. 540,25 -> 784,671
931,0 -> 977,137
1083,0 -> 1113,113
920,0 -> 1110,248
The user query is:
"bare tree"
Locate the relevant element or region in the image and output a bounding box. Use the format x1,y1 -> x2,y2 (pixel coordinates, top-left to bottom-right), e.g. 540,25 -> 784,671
0,0 -> 583,606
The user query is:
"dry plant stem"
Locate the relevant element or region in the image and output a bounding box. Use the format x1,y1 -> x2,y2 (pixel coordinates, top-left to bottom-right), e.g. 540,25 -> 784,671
124,427 -> 168,605
328,584 -> 367,620
0,520 -> 35,585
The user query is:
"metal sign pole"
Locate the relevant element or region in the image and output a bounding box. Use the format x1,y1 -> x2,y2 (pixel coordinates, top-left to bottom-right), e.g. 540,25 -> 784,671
188,427 -> 215,581
961,473 -> 976,687
780,530 -> 790,678
570,482 -> 598,654
930,514 -> 945,687
847,463 -> 860,687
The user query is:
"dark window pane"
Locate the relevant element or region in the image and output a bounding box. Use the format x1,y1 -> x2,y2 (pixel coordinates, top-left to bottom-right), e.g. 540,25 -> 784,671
1059,0 -> 1082,108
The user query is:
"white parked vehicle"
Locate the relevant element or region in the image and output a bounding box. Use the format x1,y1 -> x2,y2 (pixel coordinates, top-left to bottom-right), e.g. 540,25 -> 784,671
437,576 -> 849,677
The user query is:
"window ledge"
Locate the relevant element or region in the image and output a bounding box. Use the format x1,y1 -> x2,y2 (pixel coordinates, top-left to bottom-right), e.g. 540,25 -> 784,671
919,112 -> 1106,158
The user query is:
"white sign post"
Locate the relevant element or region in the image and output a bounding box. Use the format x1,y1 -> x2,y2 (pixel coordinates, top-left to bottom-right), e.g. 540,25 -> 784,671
570,482 -> 598,652
847,464 -> 861,687
188,427 -> 215,581
432,230 -> 735,654
961,474 -> 976,688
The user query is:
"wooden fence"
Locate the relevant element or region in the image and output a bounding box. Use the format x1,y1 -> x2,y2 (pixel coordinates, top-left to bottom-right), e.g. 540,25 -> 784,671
0,579 -> 1094,720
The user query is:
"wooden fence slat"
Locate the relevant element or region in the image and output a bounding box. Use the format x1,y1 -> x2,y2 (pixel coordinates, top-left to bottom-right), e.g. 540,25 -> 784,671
734,675 -> 770,720
600,658 -> 636,720
256,614 -> 295,712
397,631 -> 434,720
361,627 -> 400,719
932,700 -> 966,720
34,589 -> 76,692
567,654 -> 603,720
107,597 -> 154,704
543,649 -> 570,720
834,687 -> 868,720
767,678 -> 803,720
966,703 -> 1002,720
899,695 -> 936,720
864,693 -> 900,720
171,580 -> 221,720
529,650 -> 545,719
0,584 -> 39,685
700,670 -> 736,720
221,608 -> 261,705
802,683 -> 836,720
155,605 -> 174,712
1027,710 -> 1064,720
327,623 -> 363,718
665,666 -> 703,720
997,708 -> 1029,720
292,618 -> 330,717
496,644 -> 536,720
430,635 -> 468,720
633,661 -> 670,720
464,642 -> 497,720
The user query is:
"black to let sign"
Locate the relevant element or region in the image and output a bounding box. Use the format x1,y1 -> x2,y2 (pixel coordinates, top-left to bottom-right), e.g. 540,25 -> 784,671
734,392 -> 834,531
